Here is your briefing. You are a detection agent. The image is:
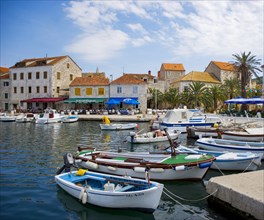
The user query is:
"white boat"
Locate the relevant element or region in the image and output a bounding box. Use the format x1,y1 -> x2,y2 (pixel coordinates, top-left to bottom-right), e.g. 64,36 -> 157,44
221,128 -> 264,142
196,138 -> 264,159
55,155 -> 163,213
99,116 -> 138,130
160,108 -> 221,133
126,129 -> 180,144
0,113 -> 16,122
61,115 -> 79,123
15,113 -> 35,123
35,108 -> 64,124
74,147 -> 215,181
175,145 -> 262,171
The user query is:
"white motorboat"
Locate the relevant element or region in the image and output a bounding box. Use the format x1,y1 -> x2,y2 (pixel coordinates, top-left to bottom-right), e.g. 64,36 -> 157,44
160,108 -> 221,133
99,116 -> 138,130
196,137 -> 264,159
35,108 -> 64,124
126,129 -> 180,144
0,113 -> 16,122
55,154 -> 163,213
221,128 -> 264,142
61,115 -> 79,123
15,113 -> 36,123
176,145 -> 262,171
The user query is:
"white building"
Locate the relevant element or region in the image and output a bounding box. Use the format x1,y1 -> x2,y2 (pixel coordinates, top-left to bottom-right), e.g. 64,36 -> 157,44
0,67 -> 10,111
9,55 -> 82,111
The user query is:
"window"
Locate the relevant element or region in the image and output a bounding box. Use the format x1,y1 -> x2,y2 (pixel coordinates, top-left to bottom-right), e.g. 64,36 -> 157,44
57,87 -> 60,93
13,73 -> 17,80
70,74 -> 73,81
28,72 -> 32,79
14,87 -> 17,93
44,86 -> 47,93
57,72 -> 60,80
98,88 -> 104,95
4,93 -> 8,99
36,86 -> 40,93
86,88 -> 92,95
75,88 -> 81,96
117,86 -> 122,94
36,72 -> 40,79
20,72 -> 24,80
67,63 -> 70,68
43,71 -> 47,79
3,82 -> 9,86
20,87 -> 24,93
132,86 -> 138,94
28,86 -> 32,93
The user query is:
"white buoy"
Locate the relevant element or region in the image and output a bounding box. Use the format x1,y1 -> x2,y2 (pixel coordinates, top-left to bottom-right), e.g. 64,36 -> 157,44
78,188 -> 85,200
82,192 -> 87,204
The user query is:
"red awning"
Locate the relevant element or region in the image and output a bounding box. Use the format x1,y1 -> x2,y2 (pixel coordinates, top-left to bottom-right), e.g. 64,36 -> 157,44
20,97 -> 67,103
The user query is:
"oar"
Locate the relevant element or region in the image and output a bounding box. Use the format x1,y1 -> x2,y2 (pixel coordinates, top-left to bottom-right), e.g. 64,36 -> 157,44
136,128 -> 145,135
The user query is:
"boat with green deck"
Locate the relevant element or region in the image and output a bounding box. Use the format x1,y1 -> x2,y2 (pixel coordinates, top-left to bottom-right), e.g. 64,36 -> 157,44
73,146 -> 215,180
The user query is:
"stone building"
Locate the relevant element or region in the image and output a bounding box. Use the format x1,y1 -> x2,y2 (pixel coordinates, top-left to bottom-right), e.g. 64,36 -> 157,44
9,55 -> 82,111
0,67 -> 10,111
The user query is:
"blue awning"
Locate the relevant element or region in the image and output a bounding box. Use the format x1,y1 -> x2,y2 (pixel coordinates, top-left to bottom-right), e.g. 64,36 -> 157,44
105,99 -> 120,105
224,97 -> 264,104
106,97 -> 139,105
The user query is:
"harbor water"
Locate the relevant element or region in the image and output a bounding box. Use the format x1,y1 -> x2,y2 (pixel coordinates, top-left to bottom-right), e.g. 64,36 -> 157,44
0,121 -> 262,220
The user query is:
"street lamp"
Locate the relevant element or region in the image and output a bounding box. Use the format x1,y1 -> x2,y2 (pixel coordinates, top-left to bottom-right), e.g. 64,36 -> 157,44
261,65 -> 264,99
154,77 -> 158,113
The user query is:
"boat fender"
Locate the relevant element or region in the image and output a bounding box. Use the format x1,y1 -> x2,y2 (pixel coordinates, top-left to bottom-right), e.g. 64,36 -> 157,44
174,165 -> 186,171
133,167 -> 146,173
82,192 -> 87,204
79,188 -> 85,200
149,168 -> 164,173
85,161 -> 99,169
199,162 -> 212,169
107,166 -> 117,171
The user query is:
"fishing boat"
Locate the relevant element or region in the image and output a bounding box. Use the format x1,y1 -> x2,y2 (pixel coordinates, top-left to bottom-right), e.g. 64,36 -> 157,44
221,128 -> 264,142
160,108 -> 221,133
99,116 -> 138,130
0,113 -> 16,122
15,113 -> 35,123
35,108 -> 64,124
61,115 -> 79,123
126,129 -> 180,144
175,145 -> 262,171
196,137 -> 264,159
55,154 -> 163,213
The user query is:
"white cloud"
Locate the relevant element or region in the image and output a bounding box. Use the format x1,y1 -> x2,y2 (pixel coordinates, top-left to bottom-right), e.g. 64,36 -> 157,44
63,0 -> 263,65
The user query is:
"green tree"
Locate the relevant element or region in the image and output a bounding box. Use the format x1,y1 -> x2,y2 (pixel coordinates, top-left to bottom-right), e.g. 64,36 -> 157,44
232,52 -> 261,110
223,78 -> 240,99
209,85 -> 225,111
163,88 -> 182,109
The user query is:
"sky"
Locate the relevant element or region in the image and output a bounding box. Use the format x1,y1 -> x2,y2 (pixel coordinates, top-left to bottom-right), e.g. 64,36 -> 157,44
0,0 -> 263,79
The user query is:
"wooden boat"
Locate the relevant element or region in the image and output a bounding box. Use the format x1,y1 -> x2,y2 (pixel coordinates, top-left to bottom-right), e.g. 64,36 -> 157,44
126,129 -> 180,144
35,108 -> 64,124
160,109 -> 221,133
99,116 -> 138,130
55,155 -> 163,213
196,138 -> 264,159
15,113 -> 35,123
74,148 -> 215,181
221,128 -> 264,142
175,145 -> 262,171
61,115 -> 79,123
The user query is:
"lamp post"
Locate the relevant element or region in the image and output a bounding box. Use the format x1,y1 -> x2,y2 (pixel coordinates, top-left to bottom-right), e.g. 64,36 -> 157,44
154,77 -> 158,113
261,65 -> 264,112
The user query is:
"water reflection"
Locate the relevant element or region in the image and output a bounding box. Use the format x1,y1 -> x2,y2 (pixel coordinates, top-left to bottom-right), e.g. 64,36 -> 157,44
56,187 -> 155,220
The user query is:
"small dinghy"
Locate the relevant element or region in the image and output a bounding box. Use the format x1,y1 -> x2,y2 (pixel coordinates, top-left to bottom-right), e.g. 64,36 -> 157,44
55,154 -> 163,213
99,116 -> 138,130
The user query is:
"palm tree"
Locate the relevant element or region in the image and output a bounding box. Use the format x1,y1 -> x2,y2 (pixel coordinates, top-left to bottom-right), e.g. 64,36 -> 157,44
163,88 -> 182,109
223,78 -> 240,99
232,52 -> 261,110
209,85 -> 225,112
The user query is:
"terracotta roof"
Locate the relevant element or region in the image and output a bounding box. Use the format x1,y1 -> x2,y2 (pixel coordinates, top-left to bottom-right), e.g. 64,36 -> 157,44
161,63 -> 185,71
111,74 -> 148,84
10,56 -> 69,68
0,67 -> 9,79
212,61 -> 236,71
178,71 -> 221,84
70,75 -> 110,86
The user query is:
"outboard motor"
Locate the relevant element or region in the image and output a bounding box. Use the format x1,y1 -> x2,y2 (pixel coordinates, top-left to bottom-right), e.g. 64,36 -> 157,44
56,153 -> 74,175
129,131 -> 136,143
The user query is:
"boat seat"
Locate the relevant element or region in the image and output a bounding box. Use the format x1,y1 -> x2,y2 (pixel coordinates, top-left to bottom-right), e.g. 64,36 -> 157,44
115,184 -> 134,192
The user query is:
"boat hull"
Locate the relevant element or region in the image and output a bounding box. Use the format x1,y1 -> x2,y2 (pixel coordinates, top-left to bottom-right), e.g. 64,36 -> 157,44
100,123 -> 137,130
55,171 -> 163,213
222,132 -> 264,142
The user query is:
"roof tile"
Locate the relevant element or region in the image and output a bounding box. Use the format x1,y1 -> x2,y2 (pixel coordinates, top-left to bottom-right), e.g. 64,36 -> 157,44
70,75 -> 110,86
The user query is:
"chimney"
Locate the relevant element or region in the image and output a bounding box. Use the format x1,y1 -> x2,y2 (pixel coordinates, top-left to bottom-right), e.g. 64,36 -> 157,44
148,70 -> 151,75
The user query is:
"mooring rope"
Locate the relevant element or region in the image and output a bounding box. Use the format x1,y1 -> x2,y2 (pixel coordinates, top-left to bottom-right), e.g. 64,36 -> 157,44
163,187 -> 218,202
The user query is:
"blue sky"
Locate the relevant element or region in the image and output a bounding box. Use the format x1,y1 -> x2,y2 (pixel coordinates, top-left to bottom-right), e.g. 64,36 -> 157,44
1,0 -> 263,79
